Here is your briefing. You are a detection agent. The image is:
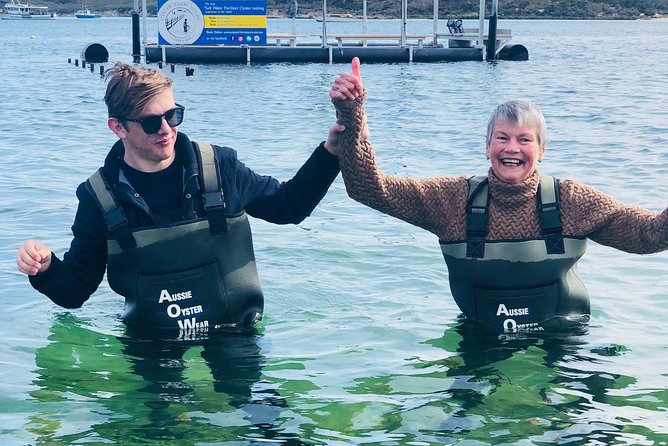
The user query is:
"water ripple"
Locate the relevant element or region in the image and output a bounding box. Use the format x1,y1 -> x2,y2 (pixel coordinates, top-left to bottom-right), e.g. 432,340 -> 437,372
0,17 -> 666,446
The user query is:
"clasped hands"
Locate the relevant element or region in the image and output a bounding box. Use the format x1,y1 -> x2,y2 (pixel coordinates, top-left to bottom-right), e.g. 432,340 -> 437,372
325,57 -> 370,155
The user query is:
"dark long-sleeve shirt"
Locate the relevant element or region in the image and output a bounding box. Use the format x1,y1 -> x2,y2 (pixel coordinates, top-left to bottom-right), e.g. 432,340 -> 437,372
30,132 -> 340,308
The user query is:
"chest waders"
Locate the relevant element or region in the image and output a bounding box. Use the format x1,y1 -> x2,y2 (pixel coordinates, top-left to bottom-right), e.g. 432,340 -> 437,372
88,143 -> 263,334
440,175 -> 590,332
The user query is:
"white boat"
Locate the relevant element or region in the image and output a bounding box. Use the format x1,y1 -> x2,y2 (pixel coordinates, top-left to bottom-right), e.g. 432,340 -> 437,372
75,3 -> 100,18
1,0 -> 56,19
313,13 -> 363,22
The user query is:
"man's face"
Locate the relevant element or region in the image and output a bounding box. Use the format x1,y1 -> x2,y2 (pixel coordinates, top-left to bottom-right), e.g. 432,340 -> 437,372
108,89 -> 180,172
486,119 -> 546,184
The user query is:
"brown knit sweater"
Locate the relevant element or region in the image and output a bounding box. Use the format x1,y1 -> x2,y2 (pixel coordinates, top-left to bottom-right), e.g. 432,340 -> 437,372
333,92 -> 668,255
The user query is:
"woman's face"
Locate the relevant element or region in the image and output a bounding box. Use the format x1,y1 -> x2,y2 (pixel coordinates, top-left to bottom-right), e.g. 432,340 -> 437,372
486,119 -> 546,184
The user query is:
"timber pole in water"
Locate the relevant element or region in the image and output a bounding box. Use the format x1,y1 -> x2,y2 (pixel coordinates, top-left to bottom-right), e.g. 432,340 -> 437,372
486,0 -> 498,61
132,0 -> 141,63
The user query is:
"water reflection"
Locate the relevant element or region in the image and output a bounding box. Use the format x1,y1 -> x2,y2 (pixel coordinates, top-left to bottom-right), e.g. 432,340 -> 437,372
29,314 -> 305,445
409,319 -> 657,444
332,318 -> 662,444
439,317 -> 592,372
24,315 -> 666,445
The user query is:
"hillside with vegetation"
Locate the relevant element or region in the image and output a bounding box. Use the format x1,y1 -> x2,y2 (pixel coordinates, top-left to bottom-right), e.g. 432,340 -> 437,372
37,0 -> 668,19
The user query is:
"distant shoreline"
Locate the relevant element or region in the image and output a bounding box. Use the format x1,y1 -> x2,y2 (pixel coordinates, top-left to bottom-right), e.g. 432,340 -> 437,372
129,13 -> 665,20
18,9 -> 665,20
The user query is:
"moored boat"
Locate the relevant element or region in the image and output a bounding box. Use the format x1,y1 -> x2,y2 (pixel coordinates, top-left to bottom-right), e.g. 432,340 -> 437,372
75,3 -> 100,18
1,0 -> 55,19
313,13 -> 362,22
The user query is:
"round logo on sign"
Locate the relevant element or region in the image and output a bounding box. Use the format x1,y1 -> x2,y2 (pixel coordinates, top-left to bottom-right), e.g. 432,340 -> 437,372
158,0 -> 204,45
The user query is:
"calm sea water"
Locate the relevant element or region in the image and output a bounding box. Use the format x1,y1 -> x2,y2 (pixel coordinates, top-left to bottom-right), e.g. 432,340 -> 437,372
1,16 -> 667,445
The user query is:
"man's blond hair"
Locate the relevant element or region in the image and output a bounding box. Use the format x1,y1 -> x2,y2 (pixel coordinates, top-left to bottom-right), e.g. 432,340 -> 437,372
104,62 -> 173,119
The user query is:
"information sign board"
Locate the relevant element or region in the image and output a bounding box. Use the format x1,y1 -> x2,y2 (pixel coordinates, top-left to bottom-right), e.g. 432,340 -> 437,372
157,0 -> 267,46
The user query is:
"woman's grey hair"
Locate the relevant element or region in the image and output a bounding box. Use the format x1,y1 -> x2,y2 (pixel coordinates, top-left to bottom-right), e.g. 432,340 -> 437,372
486,99 -> 547,148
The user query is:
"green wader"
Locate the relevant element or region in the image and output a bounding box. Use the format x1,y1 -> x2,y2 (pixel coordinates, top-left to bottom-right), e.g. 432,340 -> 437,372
87,143 -> 264,334
440,175 -> 590,332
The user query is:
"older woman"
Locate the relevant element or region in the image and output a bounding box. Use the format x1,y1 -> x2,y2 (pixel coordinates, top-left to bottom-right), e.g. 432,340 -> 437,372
327,58 -> 668,333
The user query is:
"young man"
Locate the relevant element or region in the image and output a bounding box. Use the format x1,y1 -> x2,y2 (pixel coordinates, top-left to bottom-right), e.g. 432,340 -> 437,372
17,62 -> 341,336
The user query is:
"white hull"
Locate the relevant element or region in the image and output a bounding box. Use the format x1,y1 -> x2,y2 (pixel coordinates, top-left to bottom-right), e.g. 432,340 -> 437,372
313,15 -> 363,22
1,13 -> 55,19
75,7 -> 100,18
1,0 -> 55,19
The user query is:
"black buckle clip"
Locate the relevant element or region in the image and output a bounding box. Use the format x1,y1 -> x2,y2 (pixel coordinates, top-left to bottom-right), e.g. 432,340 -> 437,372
203,191 -> 226,210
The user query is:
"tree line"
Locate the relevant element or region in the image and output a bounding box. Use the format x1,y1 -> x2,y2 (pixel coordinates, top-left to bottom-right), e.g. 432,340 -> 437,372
42,0 -> 668,19
281,0 -> 668,19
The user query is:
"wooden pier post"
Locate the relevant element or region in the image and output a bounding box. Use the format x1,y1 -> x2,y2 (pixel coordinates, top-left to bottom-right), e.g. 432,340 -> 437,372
486,0 -> 498,60
132,1 -> 141,63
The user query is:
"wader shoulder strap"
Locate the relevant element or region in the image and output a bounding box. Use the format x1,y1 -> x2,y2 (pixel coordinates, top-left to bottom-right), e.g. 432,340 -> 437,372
196,142 -> 228,234
538,175 -> 565,254
465,174 -> 565,258
466,175 -> 490,258
87,169 -> 136,249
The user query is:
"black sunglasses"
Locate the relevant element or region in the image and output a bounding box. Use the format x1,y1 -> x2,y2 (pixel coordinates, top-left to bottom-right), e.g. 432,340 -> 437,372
122,103 -> 185,134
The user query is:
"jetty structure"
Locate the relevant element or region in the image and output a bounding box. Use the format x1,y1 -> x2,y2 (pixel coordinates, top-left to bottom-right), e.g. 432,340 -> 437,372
135,0 -> 528,64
